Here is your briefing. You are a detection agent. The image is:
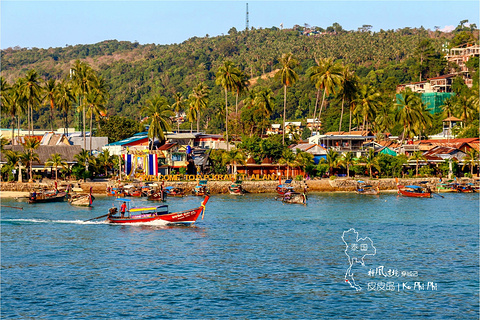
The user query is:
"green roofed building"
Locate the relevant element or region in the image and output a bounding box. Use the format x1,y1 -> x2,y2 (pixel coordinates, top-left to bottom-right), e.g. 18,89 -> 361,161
421,92 -> 455,114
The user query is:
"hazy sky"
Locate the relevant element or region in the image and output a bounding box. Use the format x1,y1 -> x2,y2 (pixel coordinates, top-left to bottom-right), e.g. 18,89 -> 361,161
1,1 -> 479,49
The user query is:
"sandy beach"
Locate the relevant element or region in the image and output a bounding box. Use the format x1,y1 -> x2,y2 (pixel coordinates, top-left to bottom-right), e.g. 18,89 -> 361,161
1,191 -> 30,199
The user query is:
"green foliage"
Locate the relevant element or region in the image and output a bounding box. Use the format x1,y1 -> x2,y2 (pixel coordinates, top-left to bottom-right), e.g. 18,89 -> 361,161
295,175 -> 303,181
457,120 -> 480,138
97,115 -> 144,142
71,164 -> 92,180
418,165 -> 434,177
315,163 -> 329,177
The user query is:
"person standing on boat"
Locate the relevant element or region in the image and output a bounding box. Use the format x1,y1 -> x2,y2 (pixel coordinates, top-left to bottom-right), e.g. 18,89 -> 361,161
120,201 -> 127,218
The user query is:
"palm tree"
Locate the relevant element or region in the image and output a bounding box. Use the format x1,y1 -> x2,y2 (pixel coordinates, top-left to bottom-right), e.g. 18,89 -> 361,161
83,91 -> 106,154
363,148 -> 380,178
3,149 -> 23,182
222,149 -> 246,174
294,151 -> 314,177
216,60 -> 241,151
142,95 -> 175,149
326,148 -> 340,176
71,60 -> 94,150
409,150 -> 427,176
19,70 -> 43,135
453,92 -> 478,125
338,66 -> 358,132
56,79 -> 76,135
307,57 -> 343,134
44,78 -> 58,132
441,97 -> 455,119
45,153 -> 68,180
254,88 -> 275,134
338,151 -> 355,178
462,148 -> 479,176
22,137 -> 40,181
234,70 -> 249,114
278,148 -> 297,179
172,92 -> 186,132
97,149 -> 114,176
189,83 -> 209,133
395,89 -> 428,145
277,53 -> 299,144
74,149 -> 91,178
355,84 -> 382,132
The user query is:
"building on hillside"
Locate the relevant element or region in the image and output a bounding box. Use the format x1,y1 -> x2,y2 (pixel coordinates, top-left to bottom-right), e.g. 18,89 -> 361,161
1,145 -> 82,178
441,117 -> 463,138
413,138 -> 479,153
194,134 -> 232,150
69,137 -> 109,152
103,134 -> 150,155
290,143 -> 327,164
308,131 -> 375,156
445,44 -> 480,87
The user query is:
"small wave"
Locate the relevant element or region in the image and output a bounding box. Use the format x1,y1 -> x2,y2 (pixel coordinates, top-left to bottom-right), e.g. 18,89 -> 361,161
1,218 -> 106,225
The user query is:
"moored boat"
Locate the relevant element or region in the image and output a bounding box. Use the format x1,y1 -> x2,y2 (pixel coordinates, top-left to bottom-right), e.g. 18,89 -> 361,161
397,185 -> 432,198
28,190 -> 67,203
147,189 -> 166,201
436,183 -> 458,193
69,193 -> 95,206
228,180 -> 245,195
164,185 -> 186,197
277,191 -> 307,205
192,180 -> 209,196
105,196 -> 210,225
355,181 -> 379,195
276,179 -> 294,195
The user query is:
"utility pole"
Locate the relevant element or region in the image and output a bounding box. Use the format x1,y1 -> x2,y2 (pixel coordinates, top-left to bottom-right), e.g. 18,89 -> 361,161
246,3 -> 249,30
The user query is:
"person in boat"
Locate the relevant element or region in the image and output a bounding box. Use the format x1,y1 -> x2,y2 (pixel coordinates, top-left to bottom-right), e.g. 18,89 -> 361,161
108,206 -> 118,217
31,190 -> 37,200
284,191 -> 292,200
120,201 -> 127,218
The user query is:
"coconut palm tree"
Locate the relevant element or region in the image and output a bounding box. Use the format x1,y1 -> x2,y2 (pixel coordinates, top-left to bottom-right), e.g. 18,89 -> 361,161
277,53 -> 299,144
83,91 -> 106,154
19,70 -> 43,135
363,148 -> 380,178
253,88 -> 275,134
56,79 -> 76,135
3,149 -> 23,182
44,78 -> 59,132
462,148 -> 479,176
45,153 -> 68,180
142,95 -> 175,149
21,148 -> 40,181
1,81 -> 25,146
326,148 -> 340,176
172,92 -> 186,132
355,84 -> 382,132
216,60 -> 241,151
97,149 -> 114,177
222,149 -> 246,174
409,150 -> 427,176
71,60 -> 94,150
395,89 -> 427,145
337,66 -> 358,132
278,148 -> 297,179
234,70 -> 249,114
338,151 -> 355,178
453,91 -> 478,125
307,57 -> 343,134
189,83 -> 209,133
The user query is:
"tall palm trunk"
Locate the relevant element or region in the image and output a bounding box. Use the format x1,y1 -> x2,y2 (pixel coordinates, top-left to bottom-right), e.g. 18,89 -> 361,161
283,85 -> 287,144
89,111 -> 93,154
197,110 -> 200,133
349,108 -> 352,133
317,90 -> 327,134
339,96 -> 345,132
225,88 -> 229,151
11,117 -> 15,146
312,88 -> 320,135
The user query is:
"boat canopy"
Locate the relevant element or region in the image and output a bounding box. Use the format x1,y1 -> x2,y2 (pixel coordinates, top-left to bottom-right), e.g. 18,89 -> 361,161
285,179 -> 293,184
405,185 -> 422,189
115,198 -> 132,202
199,180 -> 208,185
357,180 -> 365,183
130,205 -> 167,212
278,184 -> 294,189
165,186 -> 174,190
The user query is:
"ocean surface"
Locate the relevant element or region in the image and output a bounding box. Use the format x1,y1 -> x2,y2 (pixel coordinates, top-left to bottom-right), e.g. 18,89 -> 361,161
1,192 -> 479,319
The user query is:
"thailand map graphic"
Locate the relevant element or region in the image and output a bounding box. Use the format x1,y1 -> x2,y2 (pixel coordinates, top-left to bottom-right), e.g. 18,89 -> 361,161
342,228 -> 376,291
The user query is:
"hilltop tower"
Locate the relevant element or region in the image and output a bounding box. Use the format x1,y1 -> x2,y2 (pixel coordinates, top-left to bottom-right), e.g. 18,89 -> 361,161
246,3 -> 249,30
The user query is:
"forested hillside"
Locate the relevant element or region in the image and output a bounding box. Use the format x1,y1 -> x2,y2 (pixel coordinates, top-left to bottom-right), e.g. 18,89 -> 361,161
1,21 -> 478,137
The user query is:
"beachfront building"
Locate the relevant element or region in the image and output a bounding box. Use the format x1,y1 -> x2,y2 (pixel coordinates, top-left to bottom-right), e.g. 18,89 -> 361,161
290,143 -> 328,164
308,131 -> 375,157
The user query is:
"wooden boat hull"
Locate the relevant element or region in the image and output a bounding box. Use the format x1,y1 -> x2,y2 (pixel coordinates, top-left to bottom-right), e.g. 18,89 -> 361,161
281,193 -> 306,205
356,189 -> 379,195
69,194 -> 94,207
276,186 -> 294,195
106,196 -> 209,225
397,186 -> 432,198
29,192 -> 67,204
228,185 -> 245,195
147,191 -> 166,201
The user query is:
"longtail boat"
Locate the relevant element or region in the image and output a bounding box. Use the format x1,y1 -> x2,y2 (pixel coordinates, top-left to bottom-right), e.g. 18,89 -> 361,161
356,181 -> 379,195
228,180 -> 245,195
276,178 -> 294,195
276,191 -> 307,205
69,187 -> 95,207
29,190 -> 67,203
436,183 -> 457,193
397,185 -> 432,198
105,196 -> 209,225
192,180 -> 209,196
147,189 -> 166,201
164,185 -> 186,197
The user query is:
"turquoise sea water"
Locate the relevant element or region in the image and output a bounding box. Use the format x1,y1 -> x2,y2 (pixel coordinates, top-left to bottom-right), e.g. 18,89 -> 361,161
1,193 -> 479,319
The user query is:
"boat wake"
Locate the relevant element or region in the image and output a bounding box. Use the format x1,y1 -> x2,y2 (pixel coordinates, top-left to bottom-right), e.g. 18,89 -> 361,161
1,218 -> 106,225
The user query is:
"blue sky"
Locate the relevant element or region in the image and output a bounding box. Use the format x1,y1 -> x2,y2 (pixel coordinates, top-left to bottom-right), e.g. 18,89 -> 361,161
1,1 -> 479,49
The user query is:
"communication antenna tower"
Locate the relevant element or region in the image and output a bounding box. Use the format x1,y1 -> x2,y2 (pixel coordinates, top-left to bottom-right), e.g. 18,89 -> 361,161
246,3 -> 249,30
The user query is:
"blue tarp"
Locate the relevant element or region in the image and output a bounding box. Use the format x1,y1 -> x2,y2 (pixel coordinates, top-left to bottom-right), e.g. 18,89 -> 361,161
405,185 -> 422,189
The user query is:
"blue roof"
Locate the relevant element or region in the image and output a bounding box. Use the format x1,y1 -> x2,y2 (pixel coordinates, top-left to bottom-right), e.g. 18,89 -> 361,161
106,134 -> 148,146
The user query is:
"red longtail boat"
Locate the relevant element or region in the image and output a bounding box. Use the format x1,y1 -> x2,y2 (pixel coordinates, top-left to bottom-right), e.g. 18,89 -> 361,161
105,196 -> 209,225
397,185 -> 432,198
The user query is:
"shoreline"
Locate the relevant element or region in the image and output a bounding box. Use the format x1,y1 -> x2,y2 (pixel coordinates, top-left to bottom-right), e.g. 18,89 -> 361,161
0,177 -> 465,198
